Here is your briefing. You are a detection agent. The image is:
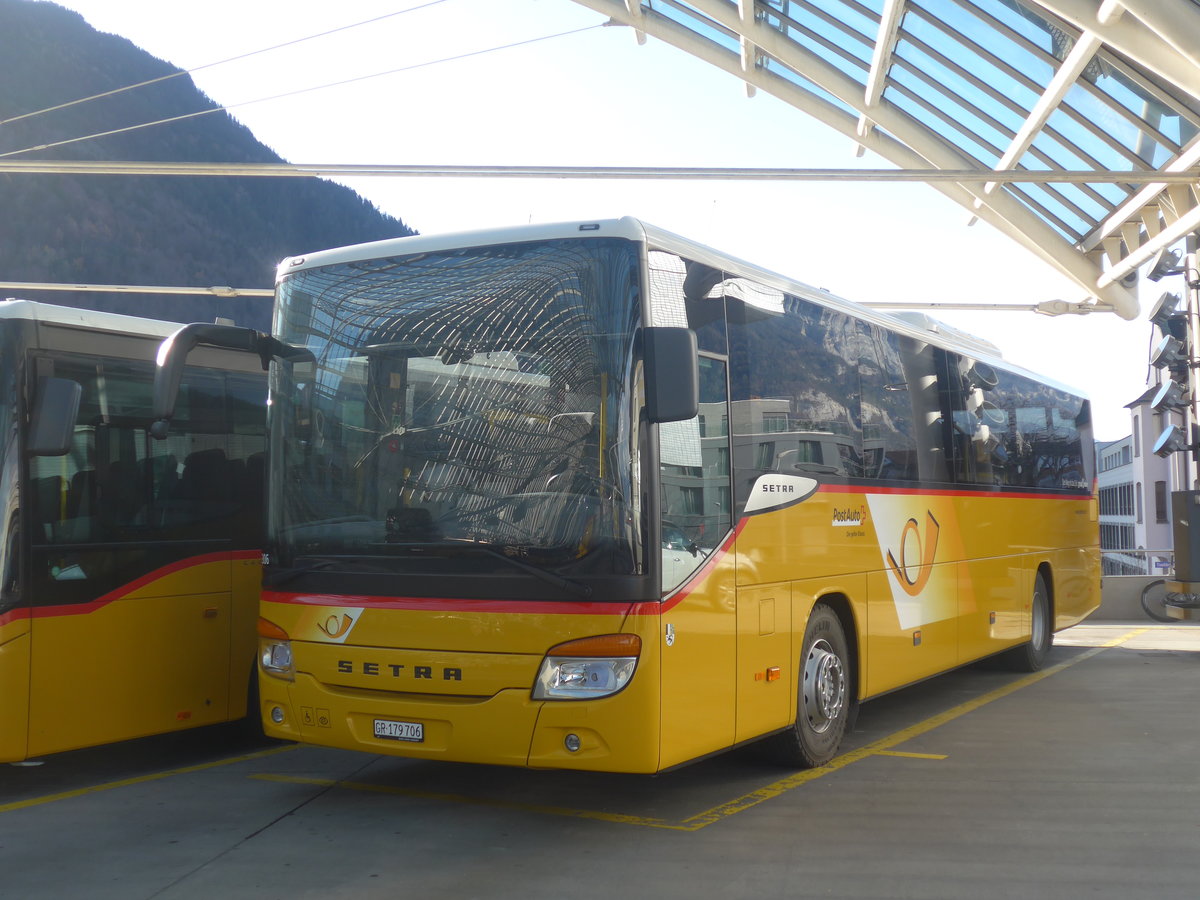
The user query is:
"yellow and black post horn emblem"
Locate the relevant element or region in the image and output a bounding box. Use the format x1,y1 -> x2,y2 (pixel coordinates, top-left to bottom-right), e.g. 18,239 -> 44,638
317,613 -> 354,639
886,511 -> 940,596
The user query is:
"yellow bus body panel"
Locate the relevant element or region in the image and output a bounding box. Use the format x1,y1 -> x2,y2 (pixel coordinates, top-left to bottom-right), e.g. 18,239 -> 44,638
17,554 -> 259,761
0,615 -> 31,762
658,543 -> 737,768
260,595 -> 663,773
258,487 -> 1097,773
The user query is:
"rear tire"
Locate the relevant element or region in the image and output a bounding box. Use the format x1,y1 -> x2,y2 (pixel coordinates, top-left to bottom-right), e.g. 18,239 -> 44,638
765,603 -> 851,768
236,667 -> 265,741
1003,573 -> 1052,672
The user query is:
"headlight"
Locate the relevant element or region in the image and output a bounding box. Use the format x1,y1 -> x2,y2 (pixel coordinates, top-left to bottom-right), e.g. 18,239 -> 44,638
258,617 -> 294,681
533,634 -> 640,700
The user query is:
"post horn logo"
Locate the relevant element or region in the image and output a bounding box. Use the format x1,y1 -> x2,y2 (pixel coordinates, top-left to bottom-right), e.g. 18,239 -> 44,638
317,613 -> 355,639
886,511 -> 940,596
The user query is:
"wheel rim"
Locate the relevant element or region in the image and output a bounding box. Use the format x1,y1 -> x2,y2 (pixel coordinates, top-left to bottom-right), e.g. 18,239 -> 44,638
1032,588 -> 1048,649
803,638 -> 846,734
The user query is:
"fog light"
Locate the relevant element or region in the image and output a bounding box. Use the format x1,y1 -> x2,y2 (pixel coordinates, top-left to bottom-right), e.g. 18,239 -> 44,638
564,733 -> 581,752
270,706 -> 285,724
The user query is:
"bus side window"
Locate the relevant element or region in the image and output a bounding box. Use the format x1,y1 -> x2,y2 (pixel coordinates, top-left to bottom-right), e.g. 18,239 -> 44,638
859,327 -> 922,483
726,289 -> 863,509
659,357 -> 731,595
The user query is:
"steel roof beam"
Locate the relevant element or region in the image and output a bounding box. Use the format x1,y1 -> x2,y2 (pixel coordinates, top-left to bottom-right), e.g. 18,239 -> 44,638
1111,0 -> 1200,74
856,0 -> 906,152
572,0 -> 1139,318
972,31 -> 1103,214
1032,0 -> 1200,99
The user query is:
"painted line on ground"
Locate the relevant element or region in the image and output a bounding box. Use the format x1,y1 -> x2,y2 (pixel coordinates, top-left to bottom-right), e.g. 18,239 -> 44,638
252,629 -> 1148,831
0,744 -> 297,814
875,750 -> 948,760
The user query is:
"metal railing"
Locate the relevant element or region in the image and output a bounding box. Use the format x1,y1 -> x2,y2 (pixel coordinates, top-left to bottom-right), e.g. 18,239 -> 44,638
1101,549 -> 1174,578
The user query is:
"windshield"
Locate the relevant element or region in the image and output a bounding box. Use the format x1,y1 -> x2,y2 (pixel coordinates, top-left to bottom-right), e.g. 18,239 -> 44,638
269,237 -> 642,592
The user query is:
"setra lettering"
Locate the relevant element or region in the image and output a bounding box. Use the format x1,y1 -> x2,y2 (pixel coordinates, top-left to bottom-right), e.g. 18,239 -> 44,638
335,661 -> 464,681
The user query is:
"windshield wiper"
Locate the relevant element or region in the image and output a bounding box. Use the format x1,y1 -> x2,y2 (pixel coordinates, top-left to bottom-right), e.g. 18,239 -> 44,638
263,556 -> 393,588
377,541 -> 593,599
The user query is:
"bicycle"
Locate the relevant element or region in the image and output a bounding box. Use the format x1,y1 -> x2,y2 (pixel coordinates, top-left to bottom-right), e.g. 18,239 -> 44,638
1140,579 -> 1175,622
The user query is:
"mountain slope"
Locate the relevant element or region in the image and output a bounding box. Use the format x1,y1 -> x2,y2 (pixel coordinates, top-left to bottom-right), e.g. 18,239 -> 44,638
0,0 -> 416,330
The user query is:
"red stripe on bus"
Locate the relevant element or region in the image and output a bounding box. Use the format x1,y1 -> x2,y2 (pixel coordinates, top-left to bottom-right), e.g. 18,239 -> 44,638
262,590 -> 638,617
658,519 -> 746,613
259,481 -> 1090,619
817,483 -> 1089,500
0,607 -> 30,628
28,549 -> 260,620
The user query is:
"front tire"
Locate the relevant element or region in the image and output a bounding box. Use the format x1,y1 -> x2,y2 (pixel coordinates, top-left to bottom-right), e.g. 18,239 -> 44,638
766,603 -> 851,768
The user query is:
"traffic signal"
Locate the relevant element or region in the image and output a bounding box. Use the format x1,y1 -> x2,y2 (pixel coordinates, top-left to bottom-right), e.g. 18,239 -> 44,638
1149,289 -> 1195,458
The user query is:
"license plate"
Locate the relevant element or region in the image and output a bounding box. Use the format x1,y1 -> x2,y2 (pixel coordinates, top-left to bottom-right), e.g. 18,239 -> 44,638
373,719 -> 424,742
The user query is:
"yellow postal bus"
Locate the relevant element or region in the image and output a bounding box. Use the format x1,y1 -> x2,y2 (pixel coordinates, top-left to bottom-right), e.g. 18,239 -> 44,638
154,218 -> 1099,773
0,300 -> 265,763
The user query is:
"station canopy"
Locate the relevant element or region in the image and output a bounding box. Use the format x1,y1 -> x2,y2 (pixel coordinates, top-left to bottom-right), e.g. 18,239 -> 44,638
570,0 -> 1200,320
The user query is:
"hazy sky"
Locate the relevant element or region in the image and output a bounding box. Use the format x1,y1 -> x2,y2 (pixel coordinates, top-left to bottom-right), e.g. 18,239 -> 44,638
32,0 -> 1171,440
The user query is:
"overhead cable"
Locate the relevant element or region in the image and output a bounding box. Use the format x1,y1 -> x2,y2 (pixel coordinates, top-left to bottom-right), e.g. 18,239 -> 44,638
0,0 -> 450,127
0,23 -> 605,159
0,160 -> 1197,184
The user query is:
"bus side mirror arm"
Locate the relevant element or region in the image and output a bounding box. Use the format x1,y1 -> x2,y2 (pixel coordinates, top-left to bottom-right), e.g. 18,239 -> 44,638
643,327 -> 699,424
151,322 -> 313,440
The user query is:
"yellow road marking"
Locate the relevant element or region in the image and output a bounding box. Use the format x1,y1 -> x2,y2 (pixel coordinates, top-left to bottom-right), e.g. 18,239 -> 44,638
875,750 -> 947,760
0,743 -> 296,814
7,629 -> 1144,823
254,629 -> 1148,831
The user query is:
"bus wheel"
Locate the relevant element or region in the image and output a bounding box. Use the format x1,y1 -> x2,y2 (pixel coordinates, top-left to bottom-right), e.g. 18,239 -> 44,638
1003,573 -> 1052,672
236,669 -> 265,741
767,604 -> 850,768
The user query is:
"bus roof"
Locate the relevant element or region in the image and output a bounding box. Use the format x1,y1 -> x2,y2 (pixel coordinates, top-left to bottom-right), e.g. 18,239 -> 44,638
0,298 -> 181,339
275,218 -> 1086,399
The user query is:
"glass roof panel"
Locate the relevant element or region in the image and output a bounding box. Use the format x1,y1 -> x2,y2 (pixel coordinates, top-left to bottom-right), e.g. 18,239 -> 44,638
1017,140 -> 1128,219
768,57 -> 859,116
897,28 -> 1036,139
764,3 -> 875,80
1004,182 -> 1077,239
883,83 -> 1001,167
892,39 -> 1017,157
919,0 -> 1054,93
1062,80 -> 1169,170
653,1 -> 739,54
573,0 -> 1200,317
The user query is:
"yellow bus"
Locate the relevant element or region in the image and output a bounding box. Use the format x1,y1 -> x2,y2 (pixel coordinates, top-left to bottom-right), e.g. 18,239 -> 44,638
153,218 -> 1100,773
0,300 -> 265,764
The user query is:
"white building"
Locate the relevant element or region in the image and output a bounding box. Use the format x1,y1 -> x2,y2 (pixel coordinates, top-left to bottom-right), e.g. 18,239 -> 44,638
1097,388 -> 1176,576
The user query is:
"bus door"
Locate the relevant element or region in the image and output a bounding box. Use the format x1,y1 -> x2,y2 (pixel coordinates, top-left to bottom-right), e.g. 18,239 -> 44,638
26,358 -> 235,757
0,512 -> 28,762
2,365 -> 52,762
657,355 -> 737,765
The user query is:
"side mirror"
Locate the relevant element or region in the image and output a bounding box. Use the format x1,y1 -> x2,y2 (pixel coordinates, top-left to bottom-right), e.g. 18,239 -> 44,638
27,377 -> 82,456
151,322 -> 313,440
643,327 -> 698,424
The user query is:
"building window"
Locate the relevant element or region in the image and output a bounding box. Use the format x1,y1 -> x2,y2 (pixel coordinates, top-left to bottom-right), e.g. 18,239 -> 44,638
762,412 -> 788,433
1156,481 -> 1168,524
